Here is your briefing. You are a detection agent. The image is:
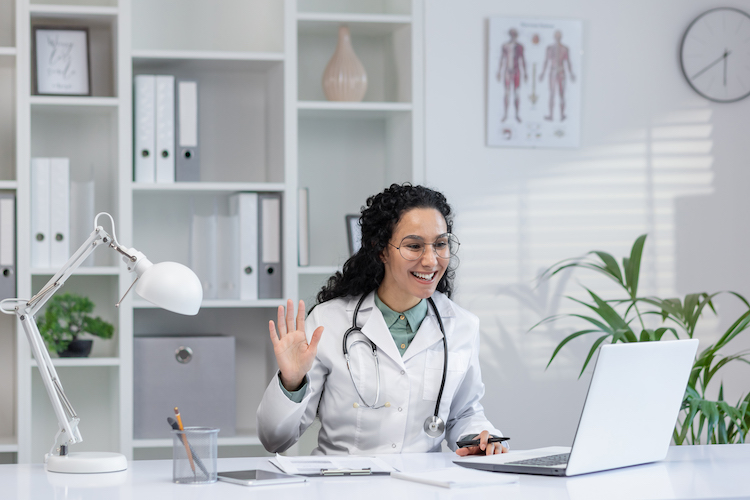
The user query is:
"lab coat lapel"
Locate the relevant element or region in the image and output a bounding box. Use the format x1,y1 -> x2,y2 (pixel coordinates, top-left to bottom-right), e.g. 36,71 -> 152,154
402,293 -> 456,362
347,292 -> 405,367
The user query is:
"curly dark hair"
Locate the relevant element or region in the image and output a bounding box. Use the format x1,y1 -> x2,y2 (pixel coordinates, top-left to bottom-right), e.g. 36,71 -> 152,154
316,183 -> 456,304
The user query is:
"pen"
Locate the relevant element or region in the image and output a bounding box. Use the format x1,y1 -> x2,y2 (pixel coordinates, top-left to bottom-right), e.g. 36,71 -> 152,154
174,407 -> 196,474
456,436 -> 510,449
167,417 -> 209,478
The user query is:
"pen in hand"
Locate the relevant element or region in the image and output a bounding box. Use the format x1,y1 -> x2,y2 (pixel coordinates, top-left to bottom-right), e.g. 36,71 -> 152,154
456,436 -> 510,449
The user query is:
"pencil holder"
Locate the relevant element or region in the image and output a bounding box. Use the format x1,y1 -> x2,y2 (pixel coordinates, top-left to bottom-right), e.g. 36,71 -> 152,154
172,427 -> 219,484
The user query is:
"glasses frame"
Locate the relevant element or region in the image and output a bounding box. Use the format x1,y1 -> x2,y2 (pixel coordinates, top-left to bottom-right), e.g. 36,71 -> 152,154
389,234 -> 460,261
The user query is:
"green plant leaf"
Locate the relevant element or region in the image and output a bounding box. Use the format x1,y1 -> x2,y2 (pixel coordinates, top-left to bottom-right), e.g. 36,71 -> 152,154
624,234 -> 647,299
578,334 -> 610,378
546,329 -> 602,369
591,251 -> 624,285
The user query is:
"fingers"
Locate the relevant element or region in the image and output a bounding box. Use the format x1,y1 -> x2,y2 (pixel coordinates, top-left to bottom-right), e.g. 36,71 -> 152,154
268,320 -> 279,345
308,326 -> 324,351
285,298 -> 295,333
296,300 -> 306,333
276,304 -> 287,336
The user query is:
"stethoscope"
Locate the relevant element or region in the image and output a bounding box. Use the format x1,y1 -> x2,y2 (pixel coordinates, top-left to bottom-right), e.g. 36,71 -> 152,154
342,293 -> 448,438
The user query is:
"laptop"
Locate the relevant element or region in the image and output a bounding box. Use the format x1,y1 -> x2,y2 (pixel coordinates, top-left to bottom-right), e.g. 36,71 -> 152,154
455,339 -> 699,476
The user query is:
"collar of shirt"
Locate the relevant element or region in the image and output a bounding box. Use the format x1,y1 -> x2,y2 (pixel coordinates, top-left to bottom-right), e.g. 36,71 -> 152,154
374,294 -> 428,333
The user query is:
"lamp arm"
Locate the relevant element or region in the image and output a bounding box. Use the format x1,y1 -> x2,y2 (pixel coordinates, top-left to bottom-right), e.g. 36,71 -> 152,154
11,223 -> 132,458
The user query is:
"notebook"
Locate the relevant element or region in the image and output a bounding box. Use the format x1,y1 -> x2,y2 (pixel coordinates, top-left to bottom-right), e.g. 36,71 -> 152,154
455,339 -> 699,477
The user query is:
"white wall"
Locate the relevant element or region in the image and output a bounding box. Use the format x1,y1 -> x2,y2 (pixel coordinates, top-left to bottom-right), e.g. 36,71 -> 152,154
425,0 -> 750,449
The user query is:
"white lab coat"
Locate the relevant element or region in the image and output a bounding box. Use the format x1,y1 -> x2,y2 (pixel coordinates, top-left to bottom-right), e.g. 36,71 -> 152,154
257,291 -> 503,455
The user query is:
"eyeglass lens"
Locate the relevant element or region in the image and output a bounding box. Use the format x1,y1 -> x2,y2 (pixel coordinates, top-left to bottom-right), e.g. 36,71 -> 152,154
398,234 -> 459,261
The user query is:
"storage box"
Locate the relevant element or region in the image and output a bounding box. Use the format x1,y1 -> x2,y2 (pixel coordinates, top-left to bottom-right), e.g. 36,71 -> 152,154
133,335 -> 236,439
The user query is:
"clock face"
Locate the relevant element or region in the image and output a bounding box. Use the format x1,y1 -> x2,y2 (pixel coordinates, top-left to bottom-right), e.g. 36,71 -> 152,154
680,7 -> 750,103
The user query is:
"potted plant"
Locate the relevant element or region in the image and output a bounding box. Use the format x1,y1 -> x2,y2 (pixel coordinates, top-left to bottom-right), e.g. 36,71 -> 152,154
534,234 -> 750,444
38,292 -> 115,357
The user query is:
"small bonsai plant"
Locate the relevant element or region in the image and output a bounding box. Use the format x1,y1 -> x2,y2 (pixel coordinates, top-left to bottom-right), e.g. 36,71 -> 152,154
39,292 -> 114,356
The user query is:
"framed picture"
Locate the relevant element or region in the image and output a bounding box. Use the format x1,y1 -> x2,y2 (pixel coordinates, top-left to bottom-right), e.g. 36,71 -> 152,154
33,27 -> 91,96
487,17 -> 582,148
346,214 -> 362,256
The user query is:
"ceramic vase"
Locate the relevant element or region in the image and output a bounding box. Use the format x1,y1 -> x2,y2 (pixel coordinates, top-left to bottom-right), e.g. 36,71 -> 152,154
322,25 -> 368,102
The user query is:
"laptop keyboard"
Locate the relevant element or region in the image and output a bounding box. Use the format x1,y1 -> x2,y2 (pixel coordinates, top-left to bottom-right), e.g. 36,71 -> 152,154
507,453 -> 570,467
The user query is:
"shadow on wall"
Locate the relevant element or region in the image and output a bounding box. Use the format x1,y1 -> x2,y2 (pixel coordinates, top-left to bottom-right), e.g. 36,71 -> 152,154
454,102 -> 717,449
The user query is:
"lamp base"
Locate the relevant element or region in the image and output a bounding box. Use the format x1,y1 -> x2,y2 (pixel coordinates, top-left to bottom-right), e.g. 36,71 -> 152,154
46,451 -> 128,473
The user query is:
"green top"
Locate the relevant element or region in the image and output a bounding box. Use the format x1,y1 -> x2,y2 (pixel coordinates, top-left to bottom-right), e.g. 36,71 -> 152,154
280,295 -> 427,401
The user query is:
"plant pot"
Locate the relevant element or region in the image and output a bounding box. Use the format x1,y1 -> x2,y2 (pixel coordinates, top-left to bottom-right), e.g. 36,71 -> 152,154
58,340 -> 93,358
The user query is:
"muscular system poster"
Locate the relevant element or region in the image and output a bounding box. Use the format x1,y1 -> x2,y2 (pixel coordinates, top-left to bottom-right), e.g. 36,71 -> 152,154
487,17 -> 582,148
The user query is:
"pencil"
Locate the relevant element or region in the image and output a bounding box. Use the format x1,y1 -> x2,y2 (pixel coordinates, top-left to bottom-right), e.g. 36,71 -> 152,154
174,407 -> 196,474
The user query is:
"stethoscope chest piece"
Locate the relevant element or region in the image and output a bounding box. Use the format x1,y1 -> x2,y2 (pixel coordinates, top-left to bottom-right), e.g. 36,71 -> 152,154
423,415 -> 445,438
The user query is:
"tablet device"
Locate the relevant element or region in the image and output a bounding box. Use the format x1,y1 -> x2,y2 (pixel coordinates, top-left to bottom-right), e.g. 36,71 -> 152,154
217,469 -> 307,486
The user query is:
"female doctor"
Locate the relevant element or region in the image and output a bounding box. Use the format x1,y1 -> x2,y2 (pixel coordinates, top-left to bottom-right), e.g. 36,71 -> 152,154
257,184 -> 507,456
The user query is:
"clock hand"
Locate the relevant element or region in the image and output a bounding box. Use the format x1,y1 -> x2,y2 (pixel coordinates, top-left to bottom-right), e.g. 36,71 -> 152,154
692,50 -> 731,80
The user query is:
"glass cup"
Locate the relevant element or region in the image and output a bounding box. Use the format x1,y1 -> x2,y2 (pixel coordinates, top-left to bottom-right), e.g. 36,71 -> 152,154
172,427 -> 219,484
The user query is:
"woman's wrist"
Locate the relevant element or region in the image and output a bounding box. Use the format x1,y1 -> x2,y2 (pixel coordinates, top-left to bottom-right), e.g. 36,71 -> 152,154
279,372 -> 304,392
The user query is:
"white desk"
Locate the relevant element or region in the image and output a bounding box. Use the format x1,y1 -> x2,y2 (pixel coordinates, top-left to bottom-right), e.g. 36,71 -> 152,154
3,445 -> 749,499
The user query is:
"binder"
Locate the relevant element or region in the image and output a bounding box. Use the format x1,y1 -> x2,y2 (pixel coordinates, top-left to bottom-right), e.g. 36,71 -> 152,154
134,74 -> 156,183
155,75 -> 175,183
176,80 -> 200,182
0,193 -> 15,300
30,158 -> 51,268
258,192 -> 282,299
49,158 -> 70,268
190,213 -> 217,300
216,213 -> 239,300
298,188 -> 310,267
229,193 -> 258,301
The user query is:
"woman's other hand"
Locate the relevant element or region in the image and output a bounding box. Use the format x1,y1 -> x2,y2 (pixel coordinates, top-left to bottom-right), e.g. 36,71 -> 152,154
269,299 -> 324,391
455,430 -> 509,456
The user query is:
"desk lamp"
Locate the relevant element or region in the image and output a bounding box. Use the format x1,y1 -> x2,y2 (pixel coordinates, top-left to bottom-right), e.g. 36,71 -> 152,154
1,213 -> 203,473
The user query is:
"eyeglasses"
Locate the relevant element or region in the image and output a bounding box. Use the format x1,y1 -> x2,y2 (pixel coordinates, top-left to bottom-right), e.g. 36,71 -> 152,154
389,234 -> 460,261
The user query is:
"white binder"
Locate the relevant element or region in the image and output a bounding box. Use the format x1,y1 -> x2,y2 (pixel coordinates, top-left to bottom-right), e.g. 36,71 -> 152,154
229,193 -> 258,301
30,158 -> 51,269
298,188 -> 310,267
190,213 -> 217,300
217,214 -> 239,300
49,158 -> 70,268
0,193 -> 15,300
155,75 -> 175,183
176,80 -> 199,182
134,74 -> 156,183
259,193 -> 282,299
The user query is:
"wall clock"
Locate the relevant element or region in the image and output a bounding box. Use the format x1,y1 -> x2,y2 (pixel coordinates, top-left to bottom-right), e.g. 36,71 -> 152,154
680,7 -> 750,103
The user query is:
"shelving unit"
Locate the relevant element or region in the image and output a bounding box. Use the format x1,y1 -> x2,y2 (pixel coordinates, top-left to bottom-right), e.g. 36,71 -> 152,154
2,0 -> 423,464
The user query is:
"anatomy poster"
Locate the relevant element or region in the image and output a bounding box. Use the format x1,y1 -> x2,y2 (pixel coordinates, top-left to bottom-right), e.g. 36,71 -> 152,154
487,17 -> 582,148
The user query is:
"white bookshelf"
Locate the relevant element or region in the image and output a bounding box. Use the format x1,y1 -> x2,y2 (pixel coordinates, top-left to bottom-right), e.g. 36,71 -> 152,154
3,0 -> 423,463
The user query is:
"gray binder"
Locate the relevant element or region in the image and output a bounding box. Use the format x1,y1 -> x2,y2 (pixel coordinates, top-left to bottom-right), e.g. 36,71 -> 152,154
175,80 -> 200,182
0,193 -> 15,300
133,335 -> 236,439
258,192 -> 282,298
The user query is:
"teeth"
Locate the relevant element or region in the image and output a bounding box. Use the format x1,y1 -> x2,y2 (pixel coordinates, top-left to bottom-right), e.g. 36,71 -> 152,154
412,271 -> 435,280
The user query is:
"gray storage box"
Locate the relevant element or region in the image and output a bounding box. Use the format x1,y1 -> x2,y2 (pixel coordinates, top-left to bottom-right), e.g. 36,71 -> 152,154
134,335 -> 236,439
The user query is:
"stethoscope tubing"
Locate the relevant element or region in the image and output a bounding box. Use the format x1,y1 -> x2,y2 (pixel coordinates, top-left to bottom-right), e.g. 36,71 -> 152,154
342,293 -> 447,423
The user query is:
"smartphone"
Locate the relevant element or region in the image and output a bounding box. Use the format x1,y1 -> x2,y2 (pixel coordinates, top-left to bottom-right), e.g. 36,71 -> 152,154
455,436 -> 510,448
217,469 -> 307,486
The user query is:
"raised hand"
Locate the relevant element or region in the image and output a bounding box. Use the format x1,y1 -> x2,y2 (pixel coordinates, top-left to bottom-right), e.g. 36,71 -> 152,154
269,299 -> 324,391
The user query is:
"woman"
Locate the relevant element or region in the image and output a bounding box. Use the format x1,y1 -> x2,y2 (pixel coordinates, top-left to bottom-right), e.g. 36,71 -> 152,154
257,184 -> 506,456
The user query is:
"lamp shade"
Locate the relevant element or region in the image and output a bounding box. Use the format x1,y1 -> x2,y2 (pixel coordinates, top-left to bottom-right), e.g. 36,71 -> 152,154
134,261 -> 203,315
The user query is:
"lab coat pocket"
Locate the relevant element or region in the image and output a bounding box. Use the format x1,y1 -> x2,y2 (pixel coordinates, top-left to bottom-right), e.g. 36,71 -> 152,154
422,350 -> 468,401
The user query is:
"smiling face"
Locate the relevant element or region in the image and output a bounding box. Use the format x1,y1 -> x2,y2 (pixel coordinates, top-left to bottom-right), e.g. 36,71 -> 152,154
377,207 -> 449,312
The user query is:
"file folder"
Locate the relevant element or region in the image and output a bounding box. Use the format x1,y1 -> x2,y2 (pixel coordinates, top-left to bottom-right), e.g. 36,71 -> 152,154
155,75 -> 175,183
134,74 -> 156,183
229,193 -> 258,301
298,188 -> 310,267
0,193 -> 15,300
258,192 -> 282,299
30,158 -> 51,268
49,158 -> 70,268
176,80 -> 199,182
217,213 -> 239,300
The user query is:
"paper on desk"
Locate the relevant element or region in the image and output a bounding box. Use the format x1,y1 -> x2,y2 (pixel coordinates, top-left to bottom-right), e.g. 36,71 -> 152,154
391,467 -> 519,489
272,453 -> 397,476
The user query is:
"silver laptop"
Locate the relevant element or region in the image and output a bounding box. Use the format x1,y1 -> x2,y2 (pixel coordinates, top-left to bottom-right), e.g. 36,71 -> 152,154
456,339 -> 699,476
